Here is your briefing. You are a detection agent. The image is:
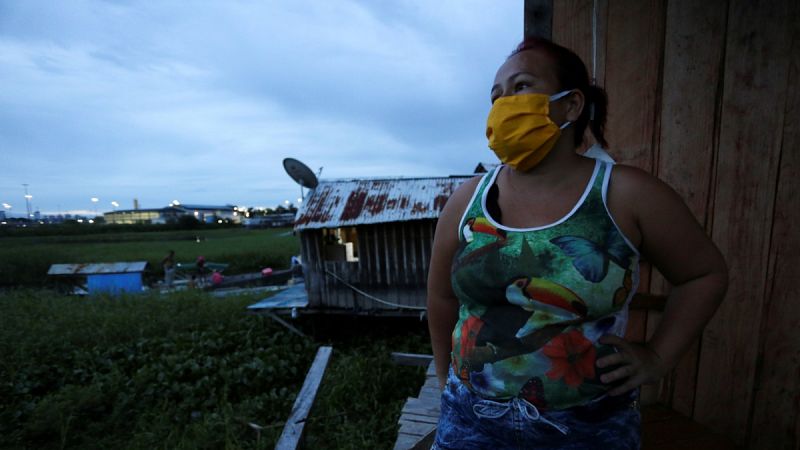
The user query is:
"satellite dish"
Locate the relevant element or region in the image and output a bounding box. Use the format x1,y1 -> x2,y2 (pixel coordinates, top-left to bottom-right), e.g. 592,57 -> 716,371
283,158 -> 319,189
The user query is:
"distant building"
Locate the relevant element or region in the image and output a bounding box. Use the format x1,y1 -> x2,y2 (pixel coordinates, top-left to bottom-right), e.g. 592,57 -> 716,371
243,213 -> 295,228
103,204 -> 240,225
179,204 -> 240,224
104,206 -> 185,225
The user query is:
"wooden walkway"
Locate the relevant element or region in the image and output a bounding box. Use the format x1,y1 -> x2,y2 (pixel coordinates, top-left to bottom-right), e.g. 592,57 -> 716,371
394,362 -> 439,450
393,362 -> 741,450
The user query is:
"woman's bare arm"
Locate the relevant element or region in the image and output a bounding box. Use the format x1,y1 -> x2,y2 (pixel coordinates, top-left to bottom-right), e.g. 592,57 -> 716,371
597,165 -> 729,395
427,176 -> 481,389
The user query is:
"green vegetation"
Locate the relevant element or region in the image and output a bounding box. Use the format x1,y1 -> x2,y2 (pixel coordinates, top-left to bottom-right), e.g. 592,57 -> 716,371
0,228 -> 433,448
0,227 -> 300,287
0,289 -> 429,449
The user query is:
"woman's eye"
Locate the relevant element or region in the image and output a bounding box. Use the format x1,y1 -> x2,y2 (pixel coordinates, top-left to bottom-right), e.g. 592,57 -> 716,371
514,82 -> 530,92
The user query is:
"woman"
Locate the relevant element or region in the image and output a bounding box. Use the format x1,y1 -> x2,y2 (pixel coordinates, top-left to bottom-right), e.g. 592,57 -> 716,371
426,38 -> 728,449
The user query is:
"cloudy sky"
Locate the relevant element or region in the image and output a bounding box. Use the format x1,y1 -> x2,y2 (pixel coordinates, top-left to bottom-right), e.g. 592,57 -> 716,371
0,1 -> 523,216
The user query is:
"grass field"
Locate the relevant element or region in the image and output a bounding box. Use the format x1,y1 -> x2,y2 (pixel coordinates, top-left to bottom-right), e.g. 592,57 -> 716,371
0,228 -> 433,449
0,289 -> 430,449
0,227 -> 300,287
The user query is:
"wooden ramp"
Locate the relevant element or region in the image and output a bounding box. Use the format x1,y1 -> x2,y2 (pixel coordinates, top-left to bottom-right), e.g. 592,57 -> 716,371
393,361 -> 439,450
392,361 -> 741,450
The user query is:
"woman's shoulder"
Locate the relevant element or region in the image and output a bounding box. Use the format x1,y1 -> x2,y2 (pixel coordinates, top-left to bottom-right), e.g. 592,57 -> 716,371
434,175 -> 484,231
444,175 -> 484,216
610,164 -> 678,198
608,163 -> 691,222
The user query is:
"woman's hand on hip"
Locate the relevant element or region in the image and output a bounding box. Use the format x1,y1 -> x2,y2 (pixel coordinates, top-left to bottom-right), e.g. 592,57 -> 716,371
595,334 -> 669,396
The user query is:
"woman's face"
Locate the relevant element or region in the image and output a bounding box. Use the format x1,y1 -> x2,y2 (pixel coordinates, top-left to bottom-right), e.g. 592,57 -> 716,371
490,49 -> 561,103
491,48 -> 581,127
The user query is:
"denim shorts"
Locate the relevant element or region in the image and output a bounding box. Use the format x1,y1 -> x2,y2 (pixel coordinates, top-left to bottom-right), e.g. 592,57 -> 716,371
432,369 -> 641,450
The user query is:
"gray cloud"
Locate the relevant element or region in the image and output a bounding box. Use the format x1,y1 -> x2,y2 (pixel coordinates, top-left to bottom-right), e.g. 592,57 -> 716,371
0,0 -> 522,215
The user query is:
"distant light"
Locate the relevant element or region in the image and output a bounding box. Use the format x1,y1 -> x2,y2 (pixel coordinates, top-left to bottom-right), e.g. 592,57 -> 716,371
217,219 -> 222,224
284,200 -> 290,205
77,219 -> 84,223
233,211 -> 238,216
39,221 -> 44,224
88,219 -> 95,224
297,198 -> 303,203
193,211 -> 199,216
245,212 -> 250,217
24,194 -> 32,200
0,221 -> 6,225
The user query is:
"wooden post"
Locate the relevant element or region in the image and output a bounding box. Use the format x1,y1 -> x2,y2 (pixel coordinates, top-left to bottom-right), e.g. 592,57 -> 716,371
275,346 -> 333,450
524,0 -> 554,40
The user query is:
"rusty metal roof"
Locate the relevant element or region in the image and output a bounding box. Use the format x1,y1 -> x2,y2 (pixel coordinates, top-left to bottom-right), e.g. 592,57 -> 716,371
294,176 -> 472,230
47,261 -> 149,276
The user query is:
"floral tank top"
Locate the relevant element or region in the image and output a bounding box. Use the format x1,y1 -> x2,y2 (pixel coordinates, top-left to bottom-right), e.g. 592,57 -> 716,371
450,159 -> 640,410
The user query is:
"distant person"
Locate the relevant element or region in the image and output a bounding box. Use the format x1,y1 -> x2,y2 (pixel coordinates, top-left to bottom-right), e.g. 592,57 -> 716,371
188,274 -> 197,289
196,255 -> 207,287
162,250 -> 176,287
211,270 -> 224,286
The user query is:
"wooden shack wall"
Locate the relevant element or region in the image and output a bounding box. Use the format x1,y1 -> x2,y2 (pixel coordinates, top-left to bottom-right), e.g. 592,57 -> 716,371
299,220 -> 436,312
553,1 -> 799,447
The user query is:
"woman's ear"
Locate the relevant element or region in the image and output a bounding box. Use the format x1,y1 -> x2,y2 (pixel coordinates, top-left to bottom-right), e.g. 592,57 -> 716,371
566,89 -> 585,122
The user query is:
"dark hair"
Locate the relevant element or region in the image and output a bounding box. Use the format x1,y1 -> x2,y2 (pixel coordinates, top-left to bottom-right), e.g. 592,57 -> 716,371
510,38 -> 608,148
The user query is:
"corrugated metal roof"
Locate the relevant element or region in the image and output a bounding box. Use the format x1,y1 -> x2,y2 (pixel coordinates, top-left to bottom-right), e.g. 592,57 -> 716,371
294,176 -> 472,230
48,261 -> 149,275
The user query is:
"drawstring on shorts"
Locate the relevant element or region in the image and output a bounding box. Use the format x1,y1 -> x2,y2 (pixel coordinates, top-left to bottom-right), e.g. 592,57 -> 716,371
472,397 -> 569,435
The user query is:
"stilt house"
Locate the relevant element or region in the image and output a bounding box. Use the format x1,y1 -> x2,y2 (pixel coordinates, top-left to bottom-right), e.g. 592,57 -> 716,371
294,175 -> 472,315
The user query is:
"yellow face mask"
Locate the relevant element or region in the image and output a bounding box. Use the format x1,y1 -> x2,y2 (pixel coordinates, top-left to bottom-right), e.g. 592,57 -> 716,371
485,90 -> 572,172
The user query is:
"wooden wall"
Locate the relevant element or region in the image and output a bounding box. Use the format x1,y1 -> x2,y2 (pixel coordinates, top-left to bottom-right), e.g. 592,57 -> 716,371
553,1 -> 799,447
299,220 -> 436,312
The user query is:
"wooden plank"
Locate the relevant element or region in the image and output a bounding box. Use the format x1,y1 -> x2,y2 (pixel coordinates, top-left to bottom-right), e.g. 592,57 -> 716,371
373,226 -> 382,285
264,312 -> 306,338
748,4 -> 800,447
409,429 -> 437,450
629,293 -> 667,311
389,224 -> 398,287
693,0 -> 793,441
553,0 -> 610,150
624,309 -> 647,342
553,0 -> 595,72
393,433 -> 421,450
398,420 -> 436,437
651,0 -> 728,415
399,412 -> 439,425
391,352 -> 434,367
552,0 -> 609,87
603,0 -> 665,171
426,360 -> 437,377
401,397 -> 441,418
655,0 -> 727,235
524,0 -> 553,40
400,224 -> 409,286
275,346 -> 333,450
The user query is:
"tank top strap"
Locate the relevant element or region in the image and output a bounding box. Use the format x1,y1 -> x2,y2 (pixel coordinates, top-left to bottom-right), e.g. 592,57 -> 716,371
582,160 -> 610,209
457,167 -> 499,242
